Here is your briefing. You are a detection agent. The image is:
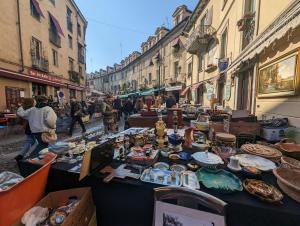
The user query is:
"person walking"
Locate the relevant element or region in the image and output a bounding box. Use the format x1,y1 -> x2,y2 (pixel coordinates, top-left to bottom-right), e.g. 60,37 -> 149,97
17,96 -> 57,157
113,97 -> 122,121
69,97 -> 86,136
15,98 -> 36,160
166,95 -> 176,108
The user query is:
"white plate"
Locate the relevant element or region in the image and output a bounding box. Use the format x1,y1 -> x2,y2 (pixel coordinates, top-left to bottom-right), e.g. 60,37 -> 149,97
235,154 -> 277,171
192,151 -> 224,165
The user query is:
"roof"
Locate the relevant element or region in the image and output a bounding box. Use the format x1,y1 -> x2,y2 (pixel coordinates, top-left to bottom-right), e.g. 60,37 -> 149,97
172,5 -> 190,17
69,0 -> 88,25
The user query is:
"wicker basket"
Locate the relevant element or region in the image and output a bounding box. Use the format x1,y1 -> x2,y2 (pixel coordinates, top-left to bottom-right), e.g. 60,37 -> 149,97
273,167 -> 300,203
275,139 -> 300,160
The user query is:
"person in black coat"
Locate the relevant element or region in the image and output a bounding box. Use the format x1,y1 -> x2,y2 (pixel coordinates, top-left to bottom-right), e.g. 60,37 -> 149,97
69,98 -> 86,136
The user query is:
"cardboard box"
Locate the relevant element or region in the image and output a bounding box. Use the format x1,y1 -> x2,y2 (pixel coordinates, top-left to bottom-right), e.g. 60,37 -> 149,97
14,187 -> 95,226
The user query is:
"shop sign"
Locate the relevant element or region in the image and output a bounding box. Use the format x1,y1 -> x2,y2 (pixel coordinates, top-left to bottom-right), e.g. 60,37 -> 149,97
28,69 -> 62,83
225,79 -> 231,101
206,83 -> 214,101
218,58 -> 229,72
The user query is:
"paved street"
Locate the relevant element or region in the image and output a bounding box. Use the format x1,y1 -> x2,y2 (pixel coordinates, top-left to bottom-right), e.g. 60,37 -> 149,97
0,117 -> 105,174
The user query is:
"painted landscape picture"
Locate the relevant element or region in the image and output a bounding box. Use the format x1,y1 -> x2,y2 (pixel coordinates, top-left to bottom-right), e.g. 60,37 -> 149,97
258,55 -> 297,97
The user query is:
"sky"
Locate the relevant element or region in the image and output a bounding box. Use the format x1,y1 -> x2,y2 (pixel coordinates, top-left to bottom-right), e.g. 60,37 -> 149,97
74,0 -> 198,73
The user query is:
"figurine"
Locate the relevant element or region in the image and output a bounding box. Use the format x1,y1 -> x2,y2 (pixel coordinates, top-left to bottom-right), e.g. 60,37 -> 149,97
155,113 -> 166,150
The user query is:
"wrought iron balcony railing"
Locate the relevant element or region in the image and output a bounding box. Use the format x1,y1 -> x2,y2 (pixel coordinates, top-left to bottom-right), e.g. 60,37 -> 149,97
185,25 -> 216,54
78,53 -> 85,64
69,70 -> 80,84
32,56 -> 49,72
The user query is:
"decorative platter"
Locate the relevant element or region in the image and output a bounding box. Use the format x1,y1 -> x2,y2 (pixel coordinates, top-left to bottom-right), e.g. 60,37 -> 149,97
243,179 -> 283,203
192,151 -> 224,168
241,144 -> 282,161
196,168 -> 243,193
235,154 -> 277,171
178,152 -> 192,160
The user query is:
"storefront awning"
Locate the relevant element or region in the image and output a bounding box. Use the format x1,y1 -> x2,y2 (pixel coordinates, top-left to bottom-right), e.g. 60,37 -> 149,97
31,0 -> 45,18
172,37 -> 180,47
49,13 -> 64,37
180,86 -> 190,96
165,85 -> 182,92
228,0 -> 300,71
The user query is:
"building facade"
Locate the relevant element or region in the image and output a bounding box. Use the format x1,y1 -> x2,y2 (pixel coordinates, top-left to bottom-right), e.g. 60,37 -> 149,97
0,0 -> 87,111
88,0 -> 300,127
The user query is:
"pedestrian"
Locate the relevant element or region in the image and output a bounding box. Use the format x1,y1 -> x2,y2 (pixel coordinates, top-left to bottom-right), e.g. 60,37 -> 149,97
101,98 -> 116,134
123,98 -> 133,119
17,95 -> 57,158
15,98 -> 36,160
166,95 -> 176,108
113,96 -> 122,121
135,97 -> 144,113
69,97 -> 86,136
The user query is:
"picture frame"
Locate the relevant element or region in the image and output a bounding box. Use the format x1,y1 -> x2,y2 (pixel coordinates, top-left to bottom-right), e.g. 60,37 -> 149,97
154,201 -> 226,226
257,53 -> 299,98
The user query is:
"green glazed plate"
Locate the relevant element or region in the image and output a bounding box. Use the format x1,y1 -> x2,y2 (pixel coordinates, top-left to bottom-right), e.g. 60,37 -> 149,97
196,168 -> 243,193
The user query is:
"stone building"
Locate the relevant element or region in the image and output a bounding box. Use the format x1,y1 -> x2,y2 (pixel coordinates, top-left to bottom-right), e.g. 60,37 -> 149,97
0,0 -> 87,111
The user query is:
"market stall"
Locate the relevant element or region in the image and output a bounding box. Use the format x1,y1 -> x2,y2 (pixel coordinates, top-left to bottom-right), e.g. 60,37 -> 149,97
15,109 -> 300,226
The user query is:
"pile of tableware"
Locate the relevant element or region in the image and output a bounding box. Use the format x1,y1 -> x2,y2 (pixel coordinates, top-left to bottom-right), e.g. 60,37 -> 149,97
215,133 -> 236,147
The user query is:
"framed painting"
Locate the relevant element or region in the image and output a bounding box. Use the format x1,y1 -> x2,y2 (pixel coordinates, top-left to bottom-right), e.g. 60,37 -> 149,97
258,53 -> 298,97
154,201 -> 226,226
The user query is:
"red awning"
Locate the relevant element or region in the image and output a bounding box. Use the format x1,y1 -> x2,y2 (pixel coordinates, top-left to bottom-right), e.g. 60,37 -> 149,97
172,37 -> 180,47
31,0 -> 45,18
49,13 -> 64,37
192,83 -> 202,90
180,86 -> 190,96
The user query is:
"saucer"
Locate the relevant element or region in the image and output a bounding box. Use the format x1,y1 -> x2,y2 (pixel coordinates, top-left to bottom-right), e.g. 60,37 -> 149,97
227,163 -> 242,172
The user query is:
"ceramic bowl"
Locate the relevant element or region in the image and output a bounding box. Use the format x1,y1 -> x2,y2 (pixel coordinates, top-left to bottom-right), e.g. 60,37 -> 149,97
168,134 -> 183,146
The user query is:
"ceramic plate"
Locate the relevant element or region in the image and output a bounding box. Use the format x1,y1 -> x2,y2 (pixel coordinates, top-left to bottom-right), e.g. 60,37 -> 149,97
192,151 -> 224,166
235,154 -> 277,171
196,168 -> 243,193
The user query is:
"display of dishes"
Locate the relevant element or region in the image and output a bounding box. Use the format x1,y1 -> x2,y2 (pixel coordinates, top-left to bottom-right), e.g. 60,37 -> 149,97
235,154 -> 277,171
241,144 -> 282,161
181,171 -> 200,190
281,156 -> 300,169
273,167 -> 300,203
140,168 -> 182,187
242,166 -> 261,178
170,164 -> 187,173
154,162 -> 169,171
192,151 -> 224,168
243,179 -> 283,203
196,168 -> 243,193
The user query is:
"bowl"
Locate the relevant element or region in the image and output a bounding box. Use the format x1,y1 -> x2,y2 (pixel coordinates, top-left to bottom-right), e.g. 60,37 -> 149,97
168,134 -> 183,146
281,156 -> 300,169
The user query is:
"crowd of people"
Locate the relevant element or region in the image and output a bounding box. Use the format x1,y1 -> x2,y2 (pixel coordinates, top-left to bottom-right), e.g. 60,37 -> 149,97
14,93 -> 178,160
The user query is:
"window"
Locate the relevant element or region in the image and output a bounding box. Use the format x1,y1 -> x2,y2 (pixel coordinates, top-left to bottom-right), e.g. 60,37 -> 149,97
49,0 -> 55,6
242,0 -> 256,50
69,89 -> 76,99
68,35 -> 73,48
198,53 -> 205,72
31,37 -> 42,60
207,39 -> 217,65
220,28 -> 228,59
188,62 -> 192,77
69,57 -> 74,71
79,66 -> 82,76
67,7 -> 73,33
32,83 -> 47,96
174,62 -> 180,77
149,73 -> 152,84
52,49 -> 58,66
77,23 -> 81,37
245,0 -> 256,13
30,0 -> 40,20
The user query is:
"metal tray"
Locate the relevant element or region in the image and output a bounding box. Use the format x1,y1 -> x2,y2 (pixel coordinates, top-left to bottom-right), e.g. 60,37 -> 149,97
140,168 -> 182,187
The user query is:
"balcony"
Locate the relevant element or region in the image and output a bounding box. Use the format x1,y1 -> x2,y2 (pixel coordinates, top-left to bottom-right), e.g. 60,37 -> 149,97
69,70 -> 80,84
32,57 -> 49,72
185,25 -> 216,54
49,30 -> 61,48
78,53 -> 85,64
